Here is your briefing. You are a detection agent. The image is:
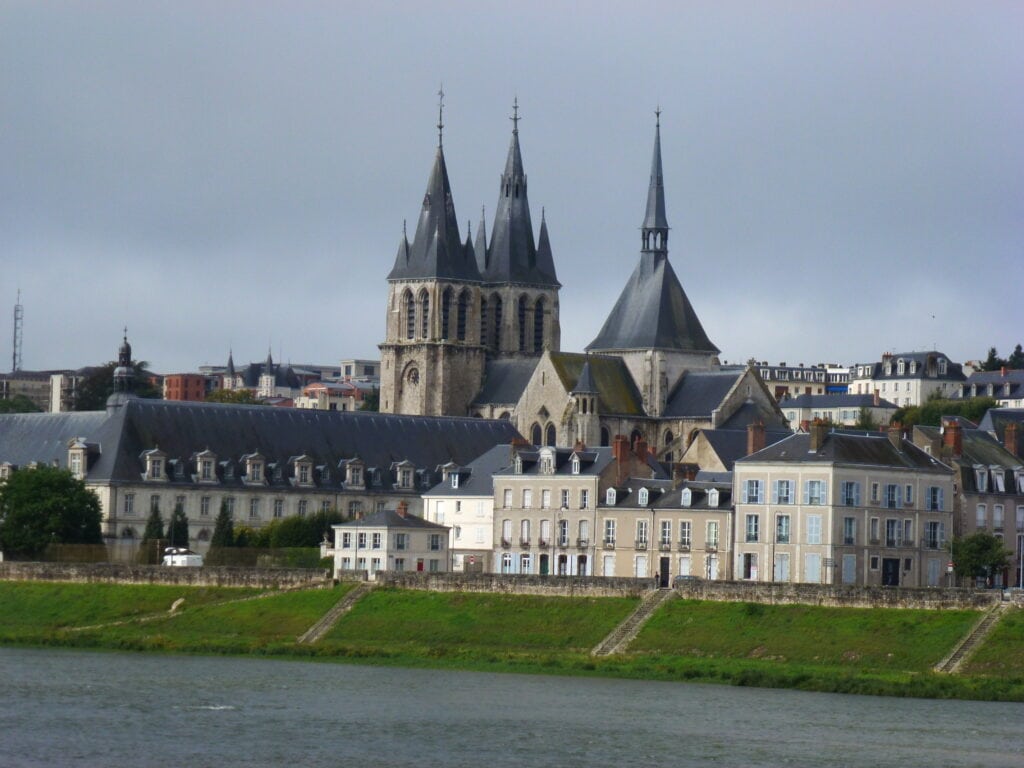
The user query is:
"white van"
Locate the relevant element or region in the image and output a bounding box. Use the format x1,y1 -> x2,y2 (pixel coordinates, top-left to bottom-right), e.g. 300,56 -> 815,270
162,547 -> 203,567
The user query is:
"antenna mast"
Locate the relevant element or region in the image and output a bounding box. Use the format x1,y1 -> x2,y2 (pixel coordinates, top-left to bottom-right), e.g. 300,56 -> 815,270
12,290 -> 23,372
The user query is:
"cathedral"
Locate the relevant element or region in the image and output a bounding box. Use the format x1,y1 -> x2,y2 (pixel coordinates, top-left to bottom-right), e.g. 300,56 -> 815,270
379,103 -> 784,460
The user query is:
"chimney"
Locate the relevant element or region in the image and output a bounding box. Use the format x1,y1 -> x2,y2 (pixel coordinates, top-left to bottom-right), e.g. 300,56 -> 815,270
1005,422 -> 1019,458
635,439 -> 648,463
747,420 -> 766,456
396,500 -> 408,518
1001,366 -> 1007,377
873,389 -> 880,407
809,420 -> 828,451
573,440 -> 586,452
612,434 -> 629,465
800,419 -> 810,433
943,421 -> 963,459
888,422 -> 903,451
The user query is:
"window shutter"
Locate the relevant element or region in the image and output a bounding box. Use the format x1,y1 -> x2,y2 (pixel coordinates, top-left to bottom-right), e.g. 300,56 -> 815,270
772,480 -> 780,504
741,482 -> 749,504
821,481 -> 828,504
803,481 -> 810,505
853,483 -> 861,506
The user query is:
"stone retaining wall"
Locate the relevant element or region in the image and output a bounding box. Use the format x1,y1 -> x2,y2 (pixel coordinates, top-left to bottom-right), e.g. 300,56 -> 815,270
674,580 -> 1000,610
376,572 -> 654,598
0,562 -> 331,590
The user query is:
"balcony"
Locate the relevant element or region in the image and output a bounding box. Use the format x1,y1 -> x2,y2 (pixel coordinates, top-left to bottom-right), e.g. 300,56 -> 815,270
603,538 -> 616,549
843,536 -> 855,546
869,537 -> 880,545
501,538 -> 511,548
537,538 -> 549,548
576,538 -> 589,548
745,535 -> 759,544
519,537 -> 531,548
677,541 -> 691,551
776,535 -> 790,545
924,538 -> 945,550
557,539 -> 569,549
659,541 -> 672,551
635,540 -> 648,550
706,542 -> 718,552
885,538 -> 901,548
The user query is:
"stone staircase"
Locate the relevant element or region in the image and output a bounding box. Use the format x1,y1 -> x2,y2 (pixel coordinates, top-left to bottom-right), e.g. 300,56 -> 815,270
591,588 -> 676,657
297,582 -> 375,644
933,602 -> 1008,674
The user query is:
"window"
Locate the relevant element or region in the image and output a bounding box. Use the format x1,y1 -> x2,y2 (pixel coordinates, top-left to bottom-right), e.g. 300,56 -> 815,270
348,500 -> 362,518
606,488 -> 617,505
395,533 -> 407,550
885,484 -> 901,509
522,489 -> 533,509
806,514 -> 822,545
123,493 -> 135,516
298,464 -> 310,484
707,521 -> 719,548
371,532 -> 381,549
1017,506 -> 1024,531
843,517 -> 856,545
580,489 -> 590,509
429,559 -> 440,573
224,497 -> 235,516
742,553 -> 758,580
358,532 -> 367,548
520,518 -> 530,545
925,521 -> 945,549
638,488 -> 649,506
501,519 -> 512,546
149,458 -> 163,480
904,484 -> 914,505
975,467 -> 988,492
394,558 -> 405,572
541,489 -> 551,509
660,520 -> 672,547
745,514 -> 760,543
248,461 -> 262,483
776,514 -> 791,544
298,499 -> 308,517
680,488 -> 691,507
804,480 -> 827,506
885,519 -> 902,547
603,519 -> 616,546
977,504 -> 987,528
993,470 -> 1006,493
708,489 -> 719,507
870,556 -> 879,570
273,499 -> 284,518
772,480 -> 792,505
200,459 -> 213,481
571,457 -> 581,475
342,532 -> 352,548
520,553 -> 531,573
870,483 -> 880,503
503,489 -> 512,509
249,498 -> 260,519
679,520 -> 692,547
841,481 -> 860,507
636,520 -> 649,547
557,519 -> 569,546
501,553 -> 513,573
927,486 -> 944,511
903,519 -> 914,545
349,466 -> 363,486
870,517 -> 879,543
371,557 -> 381,573
150,494 -> 160,513
743,479 -> 764,504
399,468 -> 413,489
993,504 -> 1005,529
578,519 -> 590,545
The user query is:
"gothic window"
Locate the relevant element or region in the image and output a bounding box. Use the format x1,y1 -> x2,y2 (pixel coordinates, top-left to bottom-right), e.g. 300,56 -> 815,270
441,288 -> 453,340
600,427 -> 610,447
530,423 -> 542,445
545,423 -> 556,447
518,296 -> 529,352
663,431 -> 674,463
533,297 -> 545,352
480,296 -> 488,346
406,368 -> 420,385
404,290 -> 415,340
419,290 -> 430,339
630,429 -> 643,448
457,290 -> 469,341
492,295 -> 503,350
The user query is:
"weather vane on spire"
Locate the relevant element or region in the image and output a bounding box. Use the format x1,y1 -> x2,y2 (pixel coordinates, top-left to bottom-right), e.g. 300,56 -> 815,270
510,96 -> 520,134
437,84 -> 445,147
655,104 -> 661,127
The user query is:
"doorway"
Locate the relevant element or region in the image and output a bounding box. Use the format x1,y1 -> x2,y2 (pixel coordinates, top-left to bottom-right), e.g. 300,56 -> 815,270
539,554 -> 549,576
659,557 -> 670,588
882,557 -> 900,586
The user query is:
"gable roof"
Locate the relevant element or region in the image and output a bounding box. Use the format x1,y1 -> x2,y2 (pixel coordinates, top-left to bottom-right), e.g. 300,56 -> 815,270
548,352 -> 644,416
662,369 -> 741,419
334,509 -> 448,530
473,359 -> 540,406
695,428 -> 791,471
778,393 -> 898,409
423,443 -> 513,497
740,430 -> 950,473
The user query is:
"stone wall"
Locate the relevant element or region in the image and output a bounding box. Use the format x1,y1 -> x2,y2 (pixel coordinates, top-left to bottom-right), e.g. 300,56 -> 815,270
377,571 -> 654,598
0,562 -> 331,590
674,579 -> 1000,610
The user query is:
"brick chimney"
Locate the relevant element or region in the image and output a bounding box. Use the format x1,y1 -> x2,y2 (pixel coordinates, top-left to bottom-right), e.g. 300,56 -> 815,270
1005,422 -> 1019,458
800,419 -> 810,433
809,420 -> 828,451
573,440 -> 587,452
888,422 -> 903,451
612,434 -> 629,465
396,500 -> 408,518
635,439 -> 649,464
747,420 -> 766,456
873,389 -> 880,407
943,421 -> 963,459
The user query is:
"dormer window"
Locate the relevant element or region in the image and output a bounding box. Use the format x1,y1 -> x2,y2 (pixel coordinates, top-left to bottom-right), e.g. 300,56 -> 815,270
571,457 -> 581,475
638,488 -> 649,506
399,468 -> 413,489
992,468 -> 1006,493
539,449 -> 555,475
68,443 -> 87,480
909,361 -> 917,374
884,363 -> 892,376
708,488 -> 720,507
142,449 -> 167,482
150,458 -> 163,479
938,358 -> 947,375
681,488 -> 692,507
298,463 -> 310,484
897,359 -> 905,375
451,474 -> 460,489
0,463 -> 14,480
974,466 -> 988,493
345,461 -> 364,488
514,456 -> 523,475
199,458 -> 215,482
606,488 -> 617,505
243,454 -> 265,485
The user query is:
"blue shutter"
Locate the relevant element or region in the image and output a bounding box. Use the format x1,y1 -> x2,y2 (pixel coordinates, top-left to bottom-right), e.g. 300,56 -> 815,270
772,480 -> 780,504
853,482 -> 861,507
741,481 -> 749,504
803,481 -> 810,505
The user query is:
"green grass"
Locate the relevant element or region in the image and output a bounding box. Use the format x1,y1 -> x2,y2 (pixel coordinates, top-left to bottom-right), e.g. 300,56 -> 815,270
961,607 -> 1024,676
320,589 -> 638,654
0,582 -> 262,641
631,599 -> 980,672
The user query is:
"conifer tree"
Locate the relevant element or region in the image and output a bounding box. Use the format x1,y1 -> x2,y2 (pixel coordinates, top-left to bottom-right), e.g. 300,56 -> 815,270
209,499 -> 234,549
167,501 -> 190,548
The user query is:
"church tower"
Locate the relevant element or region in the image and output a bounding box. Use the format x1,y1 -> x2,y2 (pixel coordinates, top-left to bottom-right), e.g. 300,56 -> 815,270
379,94 -> 488,416
587,112 -> 719,416
477,99 -> 561,359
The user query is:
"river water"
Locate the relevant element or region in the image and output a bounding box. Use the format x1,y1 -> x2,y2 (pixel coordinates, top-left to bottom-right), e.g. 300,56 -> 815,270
0,647 -> 1020,767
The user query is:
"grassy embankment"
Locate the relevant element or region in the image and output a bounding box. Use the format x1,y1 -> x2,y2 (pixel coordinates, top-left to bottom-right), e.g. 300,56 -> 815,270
2,581 -> 1023,701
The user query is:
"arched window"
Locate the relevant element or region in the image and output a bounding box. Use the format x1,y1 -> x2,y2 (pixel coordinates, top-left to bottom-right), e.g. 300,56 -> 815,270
197,528 -> 210,542
518,296 -> 529,352
479,296 -> 488,347
545,423 -> 556,447
530,423 -> 542,445
419,290 -> 430,339
600,427 -> 610,447
404,290 -> 415,340
631,429 -> 643,448
457,290 -> 469,341
663,430 -> 674,463
533,297 -> 545,352
121,527 -> 136,539
492,294 -> 503,350
498,411 -> 511,420
441,288 -> 453,340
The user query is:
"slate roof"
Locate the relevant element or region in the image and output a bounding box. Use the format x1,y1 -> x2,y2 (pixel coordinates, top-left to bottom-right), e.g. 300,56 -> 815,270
493,445 -> 614,478
778,393 -> 898,409
388,145 -> 482,282
739,431 -> 950,474
0,398 -> 520,492
334,509 -> 448,530
917,424 -> 1022,494
473,359 -> 540,406
479,126 -> 559,288
423,444 -> 513,498
718,400 -> 788,431
977,408 -> 1024,437
696,428 -> 791,471
857,352 -> 965,382
642,119 -> 669,232
548,353 -> 644,416
958,370 -> 1024,400
663,369 -> 742,419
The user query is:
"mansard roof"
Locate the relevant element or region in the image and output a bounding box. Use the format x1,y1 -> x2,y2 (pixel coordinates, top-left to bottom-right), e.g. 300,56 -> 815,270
0,399 -> 520,491
740,431 -> 951,473
779,393 -> 899,409
388,146 -> 482,282
586,252 -> 718,354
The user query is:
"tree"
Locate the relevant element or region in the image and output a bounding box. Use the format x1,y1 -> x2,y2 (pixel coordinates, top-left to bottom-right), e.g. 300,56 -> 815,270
951,532 -> 1012,586
209,499 -> 234,548
141,503 -> 164,542
204,388 -> 263,405
167,501 -> 190,547
0,466 -> 103,558
980,347 -> 1004,372
1008,344 -> 1024,370
0,395 -> 42,414
359,387 -> 380,412
73,361 -> 161,411
853,407 -> 878,430
892,397 -> 997,429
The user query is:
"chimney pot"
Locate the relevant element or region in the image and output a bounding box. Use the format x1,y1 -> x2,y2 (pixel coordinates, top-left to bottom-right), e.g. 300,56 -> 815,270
1005,422 -> 1019,458
809,420 -> 828,451
747,420 -> 766,455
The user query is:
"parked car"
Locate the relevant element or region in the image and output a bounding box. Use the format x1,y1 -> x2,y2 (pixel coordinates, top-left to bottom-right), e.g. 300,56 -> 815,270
162,547 -> 203,567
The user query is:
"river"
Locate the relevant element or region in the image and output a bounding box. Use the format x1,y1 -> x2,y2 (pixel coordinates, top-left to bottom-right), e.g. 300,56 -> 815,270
0,647 -> 1020,767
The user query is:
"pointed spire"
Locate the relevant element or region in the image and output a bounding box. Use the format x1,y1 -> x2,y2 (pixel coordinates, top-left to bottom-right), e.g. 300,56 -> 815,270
572,355 -> 598,394
474,205 -> 489,272
642,107 -> 669,250
436,84 -> 445,148
535,206 -> 556,284
113,330 -> 135,394
226,348 -> 236,378
266,347 -> 274,371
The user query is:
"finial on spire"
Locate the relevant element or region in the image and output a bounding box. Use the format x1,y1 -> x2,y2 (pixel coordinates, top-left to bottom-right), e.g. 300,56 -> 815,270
437,84 -> 445,147
655,104 -> 661,128
402,218 -> 407,239
510,96 -> 520,134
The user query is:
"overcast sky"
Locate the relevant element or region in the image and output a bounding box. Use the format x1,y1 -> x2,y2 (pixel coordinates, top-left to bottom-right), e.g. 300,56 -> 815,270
2,2 -> 1021,375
